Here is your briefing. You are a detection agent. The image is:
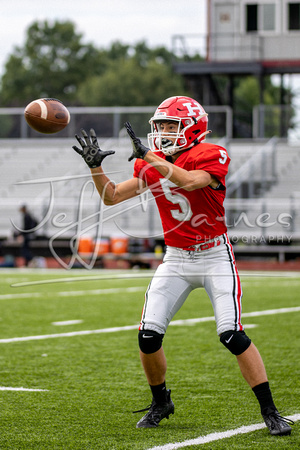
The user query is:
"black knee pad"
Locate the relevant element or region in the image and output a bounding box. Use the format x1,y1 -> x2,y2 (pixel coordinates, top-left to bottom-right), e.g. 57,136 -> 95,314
220,330 -> 251,355
138,330 -> 164,354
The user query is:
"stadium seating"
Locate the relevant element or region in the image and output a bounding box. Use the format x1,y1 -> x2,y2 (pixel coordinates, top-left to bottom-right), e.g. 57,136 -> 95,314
0,137 -> 299,249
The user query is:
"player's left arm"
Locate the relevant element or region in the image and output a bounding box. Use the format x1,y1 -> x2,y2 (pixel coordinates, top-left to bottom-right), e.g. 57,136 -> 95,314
143,152 -> 219,191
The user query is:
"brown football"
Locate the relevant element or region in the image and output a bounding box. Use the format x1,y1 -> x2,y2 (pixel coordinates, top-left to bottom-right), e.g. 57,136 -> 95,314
24,98 -> 70,134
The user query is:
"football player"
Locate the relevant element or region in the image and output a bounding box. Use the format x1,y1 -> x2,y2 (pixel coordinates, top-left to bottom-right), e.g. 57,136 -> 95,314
73,96 -> 293,435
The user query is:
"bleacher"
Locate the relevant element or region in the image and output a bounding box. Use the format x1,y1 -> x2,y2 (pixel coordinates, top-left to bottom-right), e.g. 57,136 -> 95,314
0,136 -> 300,266
0,137 -> 163,240
225,139 -> 300,241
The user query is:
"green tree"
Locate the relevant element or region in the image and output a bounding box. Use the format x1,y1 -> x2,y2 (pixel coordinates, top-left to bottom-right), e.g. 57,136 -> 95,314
234,76 -> 276,110
77,54 -> 188,107
234,76 -> 294,137
0,20 -> 104,106
0,20 -> 191,108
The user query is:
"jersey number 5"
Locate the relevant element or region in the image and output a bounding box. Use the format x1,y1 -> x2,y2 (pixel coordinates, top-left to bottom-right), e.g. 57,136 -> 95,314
219,149 -> 227,164
160,179 -> 193,221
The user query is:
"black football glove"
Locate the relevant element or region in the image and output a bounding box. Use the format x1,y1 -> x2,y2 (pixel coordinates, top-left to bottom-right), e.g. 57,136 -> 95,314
72,128 -> 115,168
124,121 -> 150,162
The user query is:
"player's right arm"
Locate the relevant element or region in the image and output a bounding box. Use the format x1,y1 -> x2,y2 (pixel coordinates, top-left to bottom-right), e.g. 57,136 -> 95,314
72,128 -> 147,205
90,166 -> 146,205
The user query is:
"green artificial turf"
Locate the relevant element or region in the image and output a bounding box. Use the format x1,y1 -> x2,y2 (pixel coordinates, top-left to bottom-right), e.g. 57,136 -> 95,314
0,269 -> 299,449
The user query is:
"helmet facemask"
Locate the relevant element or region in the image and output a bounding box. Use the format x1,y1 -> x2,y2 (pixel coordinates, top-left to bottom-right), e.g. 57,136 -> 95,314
148,115 -> 209,156
148,118 -> 182,156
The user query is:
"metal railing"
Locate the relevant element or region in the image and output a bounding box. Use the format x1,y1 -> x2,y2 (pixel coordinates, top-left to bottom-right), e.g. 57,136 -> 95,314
253,104 -> 295,139
171,33 -> 262,61
0,105 -> 234,139
226,137 -> 278,197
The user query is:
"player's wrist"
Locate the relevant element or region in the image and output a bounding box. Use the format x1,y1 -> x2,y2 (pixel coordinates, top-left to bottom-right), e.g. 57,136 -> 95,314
142,148 -> 151,160
90,166 -> 103,174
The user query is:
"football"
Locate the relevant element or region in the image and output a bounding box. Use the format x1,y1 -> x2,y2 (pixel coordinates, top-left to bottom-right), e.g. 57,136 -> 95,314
24,98 -> 70,134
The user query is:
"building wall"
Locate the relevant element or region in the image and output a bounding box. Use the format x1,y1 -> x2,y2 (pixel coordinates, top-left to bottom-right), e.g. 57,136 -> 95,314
208,0 -> 300,61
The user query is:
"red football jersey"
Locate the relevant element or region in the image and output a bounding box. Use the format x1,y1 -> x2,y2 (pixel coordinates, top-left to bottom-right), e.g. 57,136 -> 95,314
133,143 -> 230,248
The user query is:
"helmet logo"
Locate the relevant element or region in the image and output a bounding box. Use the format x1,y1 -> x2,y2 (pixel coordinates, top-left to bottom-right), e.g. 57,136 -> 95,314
182,102 -> 205,117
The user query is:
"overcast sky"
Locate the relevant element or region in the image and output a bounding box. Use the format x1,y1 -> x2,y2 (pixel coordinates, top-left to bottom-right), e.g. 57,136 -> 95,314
1,0 -> 299,140
0,0 -> 207,76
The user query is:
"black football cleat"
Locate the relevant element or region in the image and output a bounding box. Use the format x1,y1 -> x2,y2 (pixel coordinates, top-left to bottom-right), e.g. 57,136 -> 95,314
262,408 -> 294,436
134,389 -> 174,428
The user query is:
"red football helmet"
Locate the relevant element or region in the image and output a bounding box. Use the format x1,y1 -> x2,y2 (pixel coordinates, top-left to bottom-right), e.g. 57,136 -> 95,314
148,96 -> 210,156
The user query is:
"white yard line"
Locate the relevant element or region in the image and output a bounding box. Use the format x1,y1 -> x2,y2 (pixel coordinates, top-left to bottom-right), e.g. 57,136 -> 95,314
242,280 -> 300,286
0,306 -> 299,344
52,320 -> 83,326
170,306 -> 300,326
242,306 -> 300,317
145,414 -> 300,450
0,286 -> 145,300
0,325 -> 139,343
0,386 -> 48,392
9,272 -> 155,288
0,293 -> 44,300
7,270 -> 300,289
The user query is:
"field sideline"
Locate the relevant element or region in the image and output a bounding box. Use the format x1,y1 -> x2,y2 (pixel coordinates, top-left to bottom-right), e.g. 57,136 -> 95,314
0,269 -> 299,449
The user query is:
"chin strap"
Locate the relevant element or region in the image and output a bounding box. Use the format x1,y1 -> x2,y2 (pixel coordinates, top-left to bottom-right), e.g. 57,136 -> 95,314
193,130 -> 211,145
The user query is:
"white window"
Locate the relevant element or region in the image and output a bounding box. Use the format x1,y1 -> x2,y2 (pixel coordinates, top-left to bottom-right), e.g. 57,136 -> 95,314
245,3 -> 276,32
